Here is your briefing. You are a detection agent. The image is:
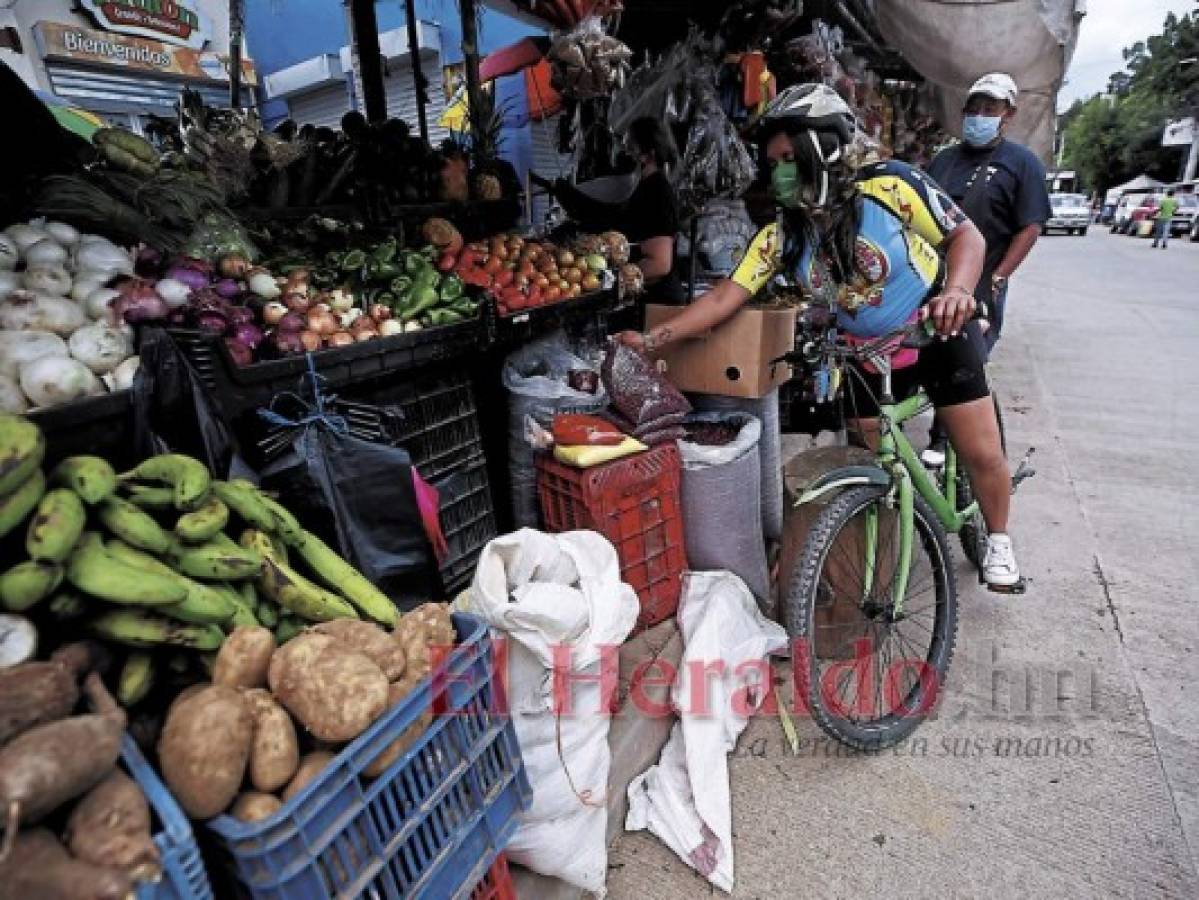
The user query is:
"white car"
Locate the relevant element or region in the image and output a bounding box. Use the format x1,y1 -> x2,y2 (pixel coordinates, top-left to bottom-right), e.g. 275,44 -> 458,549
1045,193 -> 1090,235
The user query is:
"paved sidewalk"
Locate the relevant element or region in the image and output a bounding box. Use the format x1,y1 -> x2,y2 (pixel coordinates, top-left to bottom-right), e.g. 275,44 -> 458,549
604,231 -> 1199,898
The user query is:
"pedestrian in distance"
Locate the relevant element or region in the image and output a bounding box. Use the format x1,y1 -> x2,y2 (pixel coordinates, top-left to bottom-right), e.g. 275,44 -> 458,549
1152,189 -> 1178,249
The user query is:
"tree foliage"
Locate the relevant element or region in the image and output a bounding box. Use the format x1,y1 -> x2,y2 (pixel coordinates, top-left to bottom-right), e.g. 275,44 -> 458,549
1062,11 -> 1198,193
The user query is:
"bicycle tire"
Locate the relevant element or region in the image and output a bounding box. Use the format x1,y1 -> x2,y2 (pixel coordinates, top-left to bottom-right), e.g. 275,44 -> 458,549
783,484 -> 958,750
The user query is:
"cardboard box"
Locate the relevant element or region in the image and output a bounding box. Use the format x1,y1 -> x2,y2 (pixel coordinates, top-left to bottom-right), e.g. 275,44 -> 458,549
644,304 -> 797,399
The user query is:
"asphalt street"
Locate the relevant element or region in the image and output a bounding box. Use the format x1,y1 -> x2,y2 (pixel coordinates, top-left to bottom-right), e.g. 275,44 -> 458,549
604,227 -> 1199,897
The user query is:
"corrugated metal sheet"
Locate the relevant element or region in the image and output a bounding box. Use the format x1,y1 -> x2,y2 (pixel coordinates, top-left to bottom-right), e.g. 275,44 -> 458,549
382,50 -> 449,145
289,81 -> 352,129
46,64 -> 250,116
530,113 -> 572,229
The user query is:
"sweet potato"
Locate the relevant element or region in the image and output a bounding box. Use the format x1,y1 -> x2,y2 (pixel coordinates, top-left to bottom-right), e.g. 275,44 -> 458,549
230,791 -> 282,823
266,632 -> 334,696
362,676 -> 432,778
0,674 -> 125,833
0,828 -> 132,900
243,689 -> 299,793
158,684 -> 252,819
280,750 -> 336,802
213,626 -> 275,689
0,641 -> 101,746
272,643 -> 388,742
64,770 -> 160,882
313,619 -> 406,680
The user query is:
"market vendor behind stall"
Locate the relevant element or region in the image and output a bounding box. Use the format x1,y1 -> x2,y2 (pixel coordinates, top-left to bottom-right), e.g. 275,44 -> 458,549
534,117 -> 686,304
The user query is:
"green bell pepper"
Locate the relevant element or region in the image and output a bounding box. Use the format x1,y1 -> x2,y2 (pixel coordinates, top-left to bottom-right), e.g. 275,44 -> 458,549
405,284 -> 442,319
426,308 -> 465,327
390,275 -> 413,297
439,275 -> 464,302
371,238 -> 398,264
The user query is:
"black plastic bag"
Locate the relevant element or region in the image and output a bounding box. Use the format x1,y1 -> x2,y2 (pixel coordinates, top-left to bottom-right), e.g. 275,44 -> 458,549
132,327 -> 235,477
261,426 -> 430,596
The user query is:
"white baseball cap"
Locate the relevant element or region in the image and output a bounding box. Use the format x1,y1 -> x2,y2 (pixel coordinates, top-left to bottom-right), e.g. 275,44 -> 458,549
968,73 -> 1018,106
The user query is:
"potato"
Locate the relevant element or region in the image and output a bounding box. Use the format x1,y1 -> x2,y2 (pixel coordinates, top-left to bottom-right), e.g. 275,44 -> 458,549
64,770 -> 161,882
157,685 -> 252,819
0,828 -> 132,900
266,632 -> 334,696
362,676 -> 432,778
272,644 -> 389,742
230,791 -> 283,823
168,682 -> 209,713
281,750 -> 336,802
243,689 -> 299,793
0,641 -> 101,746
313,619 -> 406,680
213,626 -> 275,689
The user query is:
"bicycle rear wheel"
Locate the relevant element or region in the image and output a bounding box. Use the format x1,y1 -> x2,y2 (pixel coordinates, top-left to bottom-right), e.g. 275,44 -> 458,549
783,484 -> 958,750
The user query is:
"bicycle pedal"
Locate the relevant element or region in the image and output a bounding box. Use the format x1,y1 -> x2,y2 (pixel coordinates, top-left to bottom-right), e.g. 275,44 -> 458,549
986,577 -> 1028,596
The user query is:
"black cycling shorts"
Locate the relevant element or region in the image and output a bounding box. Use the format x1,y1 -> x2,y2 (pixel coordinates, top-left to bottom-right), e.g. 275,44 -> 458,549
843,324 -> 990,419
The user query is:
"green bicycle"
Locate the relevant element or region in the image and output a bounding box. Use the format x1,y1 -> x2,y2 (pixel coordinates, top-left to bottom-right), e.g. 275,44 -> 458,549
779,321 -> 1034,750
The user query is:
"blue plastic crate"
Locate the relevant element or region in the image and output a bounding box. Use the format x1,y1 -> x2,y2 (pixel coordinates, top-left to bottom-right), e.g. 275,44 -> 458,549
205,613 -> 531,899
121,736 -> 215,900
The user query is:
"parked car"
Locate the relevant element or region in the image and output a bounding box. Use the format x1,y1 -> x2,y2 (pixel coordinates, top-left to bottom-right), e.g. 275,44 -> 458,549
1110,192 -> 1154,234
1044,193 -> 1090,235
1170,193 -> 1198,236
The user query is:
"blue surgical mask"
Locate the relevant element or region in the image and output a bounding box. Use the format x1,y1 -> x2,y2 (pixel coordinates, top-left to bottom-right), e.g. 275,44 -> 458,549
962,115 -> 1002,147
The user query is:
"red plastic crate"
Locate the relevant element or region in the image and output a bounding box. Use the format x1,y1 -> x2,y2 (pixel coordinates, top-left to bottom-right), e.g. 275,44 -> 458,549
536,444 -> 687,629
470,854 -> 517,900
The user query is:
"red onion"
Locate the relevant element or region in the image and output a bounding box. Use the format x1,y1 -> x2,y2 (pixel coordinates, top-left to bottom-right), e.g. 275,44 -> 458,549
166,308 -> 189,327
164,265 -> 209,293
232,322 -> 264,349
224,338 -> 254,366
213,278 -> 241,299
227,306 -> 256,326
195,311 -> 228,334
272,328 -> 306,355
115,278 -> 169,323
277,311 -> 305,332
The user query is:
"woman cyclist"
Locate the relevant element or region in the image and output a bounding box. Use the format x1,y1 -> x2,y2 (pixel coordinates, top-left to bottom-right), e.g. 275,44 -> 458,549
617,84 -> 1019,589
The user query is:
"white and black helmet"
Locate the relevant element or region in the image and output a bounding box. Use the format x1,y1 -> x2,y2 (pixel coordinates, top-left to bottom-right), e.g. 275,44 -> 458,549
758,83 -> 859,208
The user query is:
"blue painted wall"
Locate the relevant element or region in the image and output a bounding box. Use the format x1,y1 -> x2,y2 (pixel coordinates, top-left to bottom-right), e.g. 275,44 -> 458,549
245,1 -> 542,182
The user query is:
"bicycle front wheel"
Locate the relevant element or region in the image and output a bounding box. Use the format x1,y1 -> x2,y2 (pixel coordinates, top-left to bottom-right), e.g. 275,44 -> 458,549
783,485 -> 958,750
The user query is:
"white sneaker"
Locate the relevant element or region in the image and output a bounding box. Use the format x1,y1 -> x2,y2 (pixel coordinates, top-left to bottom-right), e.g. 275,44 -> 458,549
983,533 -> 1021,588
920,447 -> 946,468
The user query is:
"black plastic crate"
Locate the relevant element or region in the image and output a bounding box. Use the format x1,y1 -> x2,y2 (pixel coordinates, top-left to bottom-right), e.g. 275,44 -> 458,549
435,460 -> 497,595
482,286 -> 621,347
167,321 -> 484,421
29,390 -> 140,471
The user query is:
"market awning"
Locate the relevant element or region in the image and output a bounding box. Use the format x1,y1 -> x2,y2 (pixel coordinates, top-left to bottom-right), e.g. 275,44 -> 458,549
35,89 -> 106,141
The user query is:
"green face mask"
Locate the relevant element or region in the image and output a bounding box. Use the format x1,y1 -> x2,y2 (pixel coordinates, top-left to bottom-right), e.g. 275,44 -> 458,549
771,161 -> 802,208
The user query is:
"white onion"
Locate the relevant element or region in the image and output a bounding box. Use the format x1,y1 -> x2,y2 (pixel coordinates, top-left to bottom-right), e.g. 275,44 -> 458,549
110,355 -> 140,391
75,241 -> 133,276
24,239 -> 68,269
0,291 -> 86,336
153,277 -> 192,309
248,269 -> 281,299
0,375 -> 28,413
0,271 -> 19,298
84,287 -> 121,323
69,322 -> 131,375
42,221 -> 81,248
71,272 -> 112,303
0,235 -> 17,271
23,267 -> 72,297
0,331 -> 68,379
20,356 -> 102,408
4,223 -> 49,254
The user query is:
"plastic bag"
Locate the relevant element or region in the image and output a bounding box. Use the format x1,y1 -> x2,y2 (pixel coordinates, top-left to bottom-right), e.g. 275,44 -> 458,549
601,343 -> 690,428
132,327 -> 236,477
180,211 -> 258,262
260,426 -> 430,598
503,332 -> 607,527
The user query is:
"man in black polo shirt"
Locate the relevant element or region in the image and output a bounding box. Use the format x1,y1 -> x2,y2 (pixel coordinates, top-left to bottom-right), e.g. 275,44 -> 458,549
924,73 -> 1050,465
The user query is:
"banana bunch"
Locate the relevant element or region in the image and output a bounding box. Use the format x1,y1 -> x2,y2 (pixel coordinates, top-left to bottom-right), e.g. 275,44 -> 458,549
0,414 -> 401,708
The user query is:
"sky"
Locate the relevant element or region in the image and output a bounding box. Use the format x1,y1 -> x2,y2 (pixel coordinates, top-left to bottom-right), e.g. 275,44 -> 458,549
1059,0 -> 1196,110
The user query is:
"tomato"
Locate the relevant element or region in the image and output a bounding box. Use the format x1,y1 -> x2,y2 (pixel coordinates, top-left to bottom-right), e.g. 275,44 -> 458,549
437,252 -> 458,272
569,284 -> 582,298
543,286 -> 561,302
484,255 -> 504,275
518,260 -> 536,278
496,269 -> 515,288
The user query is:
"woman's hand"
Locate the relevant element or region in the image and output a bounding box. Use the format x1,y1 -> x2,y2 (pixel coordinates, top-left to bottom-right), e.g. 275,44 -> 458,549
926,287 -> 976,337
614,330 -> 646,351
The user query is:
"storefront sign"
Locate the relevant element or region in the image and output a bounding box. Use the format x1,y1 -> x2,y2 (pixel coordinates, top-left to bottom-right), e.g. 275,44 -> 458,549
76,0 -> 211,50
36,21 -> 256,85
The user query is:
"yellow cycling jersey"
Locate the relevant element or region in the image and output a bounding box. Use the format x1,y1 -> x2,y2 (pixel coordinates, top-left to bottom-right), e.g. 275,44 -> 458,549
731,160 -> 968,337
